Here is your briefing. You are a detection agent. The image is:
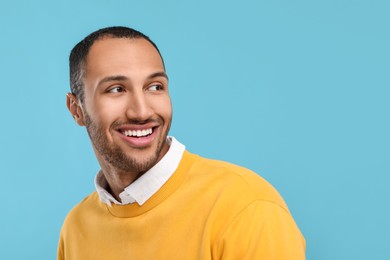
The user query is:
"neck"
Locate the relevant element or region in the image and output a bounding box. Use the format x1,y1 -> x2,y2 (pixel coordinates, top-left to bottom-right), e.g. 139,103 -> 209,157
99,161 -> 142,201
94,142 -> 170,202
102,166 -> 144,202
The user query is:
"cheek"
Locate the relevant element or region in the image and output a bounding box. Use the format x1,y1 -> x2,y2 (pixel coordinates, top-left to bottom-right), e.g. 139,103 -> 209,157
88,99 -> 125,127
158,97 -> 172,119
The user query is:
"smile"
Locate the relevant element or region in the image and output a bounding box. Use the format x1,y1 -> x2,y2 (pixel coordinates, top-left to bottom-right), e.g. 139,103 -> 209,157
122,128 -> 153,138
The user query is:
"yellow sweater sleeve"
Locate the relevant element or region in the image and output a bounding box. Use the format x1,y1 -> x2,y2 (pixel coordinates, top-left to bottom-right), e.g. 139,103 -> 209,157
215,200 -> 306,259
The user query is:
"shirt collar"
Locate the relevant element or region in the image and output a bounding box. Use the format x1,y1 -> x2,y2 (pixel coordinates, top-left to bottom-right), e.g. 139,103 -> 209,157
94,136 -> 185,206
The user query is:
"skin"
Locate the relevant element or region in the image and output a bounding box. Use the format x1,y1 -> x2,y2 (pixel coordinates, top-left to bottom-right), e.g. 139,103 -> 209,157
67,37 -> 172,201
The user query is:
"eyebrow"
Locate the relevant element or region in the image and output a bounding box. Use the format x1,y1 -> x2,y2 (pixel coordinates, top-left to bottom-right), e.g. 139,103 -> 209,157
149,71 -> 169,81
98,71 -> 169,86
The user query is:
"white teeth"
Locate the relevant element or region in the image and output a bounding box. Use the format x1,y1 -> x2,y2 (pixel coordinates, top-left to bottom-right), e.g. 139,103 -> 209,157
123,128 -> 152,137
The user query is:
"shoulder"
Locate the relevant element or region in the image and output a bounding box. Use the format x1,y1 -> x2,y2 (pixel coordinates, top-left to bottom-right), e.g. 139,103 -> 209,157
185,154 -> 306,257
61,192 -> 101,232
185,152 -> 289,212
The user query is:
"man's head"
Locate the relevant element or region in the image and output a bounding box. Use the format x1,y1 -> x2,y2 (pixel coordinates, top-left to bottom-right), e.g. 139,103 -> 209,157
67,26 -> 172,176
69,26 -> 164,103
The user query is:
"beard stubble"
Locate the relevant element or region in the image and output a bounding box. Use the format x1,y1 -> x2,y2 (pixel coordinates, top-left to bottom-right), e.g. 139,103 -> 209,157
83,110 -> 170,174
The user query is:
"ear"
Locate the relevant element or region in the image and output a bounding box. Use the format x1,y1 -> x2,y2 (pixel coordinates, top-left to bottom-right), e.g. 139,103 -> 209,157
66,93 -> 85,126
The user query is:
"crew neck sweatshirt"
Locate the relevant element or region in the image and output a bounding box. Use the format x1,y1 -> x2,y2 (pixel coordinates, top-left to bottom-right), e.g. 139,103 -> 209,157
58,150 -> 305,259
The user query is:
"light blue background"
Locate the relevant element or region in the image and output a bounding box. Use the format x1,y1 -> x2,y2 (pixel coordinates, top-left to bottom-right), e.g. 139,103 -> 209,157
0,0 -> 389,259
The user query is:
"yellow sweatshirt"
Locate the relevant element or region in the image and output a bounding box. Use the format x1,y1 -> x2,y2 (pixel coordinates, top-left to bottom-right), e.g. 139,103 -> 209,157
58,151 -> 305,259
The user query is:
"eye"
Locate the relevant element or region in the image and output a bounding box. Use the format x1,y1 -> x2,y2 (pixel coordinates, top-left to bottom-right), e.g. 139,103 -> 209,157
107,86 -> 124,93
148,84 -> 163,91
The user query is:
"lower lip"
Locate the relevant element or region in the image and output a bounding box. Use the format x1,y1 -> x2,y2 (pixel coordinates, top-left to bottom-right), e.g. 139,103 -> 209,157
117,127 -> 158,148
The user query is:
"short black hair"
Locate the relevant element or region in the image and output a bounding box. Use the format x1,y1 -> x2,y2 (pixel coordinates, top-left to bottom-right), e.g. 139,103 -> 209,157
69,26 -> 163,102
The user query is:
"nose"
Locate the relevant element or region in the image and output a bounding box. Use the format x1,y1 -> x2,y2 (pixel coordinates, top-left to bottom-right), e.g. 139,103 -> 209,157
125,89 -> 153,121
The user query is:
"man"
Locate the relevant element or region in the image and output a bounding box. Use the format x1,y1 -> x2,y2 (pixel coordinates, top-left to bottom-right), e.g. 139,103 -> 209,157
58,26 -> 305,259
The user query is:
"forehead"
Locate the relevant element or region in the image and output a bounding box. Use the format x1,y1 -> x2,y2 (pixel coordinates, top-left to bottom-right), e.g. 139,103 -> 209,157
84,37 -> 165,79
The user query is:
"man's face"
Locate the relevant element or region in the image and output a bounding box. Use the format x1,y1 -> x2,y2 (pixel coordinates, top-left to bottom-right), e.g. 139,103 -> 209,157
80,37 -> 172,174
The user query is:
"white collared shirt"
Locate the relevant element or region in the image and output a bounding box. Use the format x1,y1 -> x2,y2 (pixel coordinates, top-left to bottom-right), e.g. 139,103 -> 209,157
94,136 -> 185,206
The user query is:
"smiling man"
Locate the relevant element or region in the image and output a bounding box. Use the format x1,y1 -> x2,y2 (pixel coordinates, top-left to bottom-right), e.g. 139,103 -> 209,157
58,26 -> 306,259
